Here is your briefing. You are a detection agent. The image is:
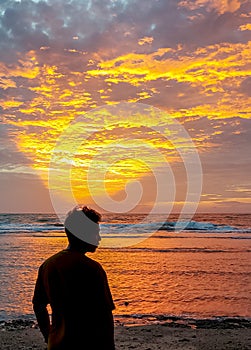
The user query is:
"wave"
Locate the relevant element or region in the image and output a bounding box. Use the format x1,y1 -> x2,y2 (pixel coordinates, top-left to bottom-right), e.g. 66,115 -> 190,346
101,220 -> 251,234
158,220 -> 251,232
0,214 -> 251,235
0,223 -> 64,234
107,247 -> 251,253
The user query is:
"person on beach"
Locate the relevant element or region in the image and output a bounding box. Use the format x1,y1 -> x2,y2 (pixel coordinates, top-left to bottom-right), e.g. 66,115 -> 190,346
32,205 -> 115,350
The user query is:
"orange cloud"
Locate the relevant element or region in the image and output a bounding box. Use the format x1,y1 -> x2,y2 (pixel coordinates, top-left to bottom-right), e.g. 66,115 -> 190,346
179,0 -> 242,14
1,40 -> 250,208
239,23 -> 251,31
0,100 -> 23,109
138,36 -> 154,46
86,41 -> 251,119
0,77 -> 17,90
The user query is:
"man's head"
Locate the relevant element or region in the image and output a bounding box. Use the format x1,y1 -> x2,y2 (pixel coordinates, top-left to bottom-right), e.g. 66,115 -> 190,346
64,205 -> 102,252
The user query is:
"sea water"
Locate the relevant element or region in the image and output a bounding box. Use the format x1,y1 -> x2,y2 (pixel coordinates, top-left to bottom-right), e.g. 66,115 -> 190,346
0,213 -> 250,323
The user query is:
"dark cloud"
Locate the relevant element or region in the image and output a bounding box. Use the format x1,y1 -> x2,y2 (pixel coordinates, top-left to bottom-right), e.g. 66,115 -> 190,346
178,9 -> 248,48
0,172 -> 54,212
0,124 -> 32,170
239,77 -> 251,97
0,84 -> 36,101
104,81 -> 141,101
143,79 -> 218,110
0,0 -> 123,59
184,117 -> 251,162
0,148 -> 31,170
1,1 -> 49,52
0,0 -> 249,64
184,117 -> 251,203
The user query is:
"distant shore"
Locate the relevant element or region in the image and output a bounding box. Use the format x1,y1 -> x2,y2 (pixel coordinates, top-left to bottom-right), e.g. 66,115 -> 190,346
0,318 -> 250,350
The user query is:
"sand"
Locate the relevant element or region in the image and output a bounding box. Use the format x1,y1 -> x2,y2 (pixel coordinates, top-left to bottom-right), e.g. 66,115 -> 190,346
0,319 -> 251,350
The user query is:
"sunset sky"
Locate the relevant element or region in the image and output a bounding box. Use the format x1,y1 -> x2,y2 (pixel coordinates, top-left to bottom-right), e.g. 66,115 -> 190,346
0,0 -> 250,213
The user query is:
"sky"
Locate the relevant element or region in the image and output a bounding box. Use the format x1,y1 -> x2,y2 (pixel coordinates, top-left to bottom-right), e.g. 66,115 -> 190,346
0,0 -> 251,214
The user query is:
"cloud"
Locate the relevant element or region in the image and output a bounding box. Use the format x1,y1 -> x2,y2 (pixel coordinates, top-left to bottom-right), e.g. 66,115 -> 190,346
0,0 -> 250,212
0,0 -> 250,64
0,123 -> 33,171
189,117 -> 251,207
0,172 -> 54,212
85,41 -> 251,118
239,76 -> 251,97
178,0 -> 242,14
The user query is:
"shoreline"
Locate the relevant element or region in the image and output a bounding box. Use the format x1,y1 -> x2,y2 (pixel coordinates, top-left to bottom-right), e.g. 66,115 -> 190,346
1,314 -> 251,328
0,318 -> 251,350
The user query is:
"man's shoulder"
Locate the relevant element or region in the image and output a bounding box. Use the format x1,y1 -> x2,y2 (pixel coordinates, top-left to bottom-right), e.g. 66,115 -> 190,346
40,250 -> 104,273
39,250 -> 67,269
83,254 -> 104,271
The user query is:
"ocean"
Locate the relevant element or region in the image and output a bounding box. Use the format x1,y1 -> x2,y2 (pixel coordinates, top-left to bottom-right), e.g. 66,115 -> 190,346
0,213 -> 250,325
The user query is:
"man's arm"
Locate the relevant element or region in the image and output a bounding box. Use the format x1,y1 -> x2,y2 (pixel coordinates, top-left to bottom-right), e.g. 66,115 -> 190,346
33,303 -> 50,343
97,266 -> 116,349
33,265 -> 50,343
104,308 -> 115,350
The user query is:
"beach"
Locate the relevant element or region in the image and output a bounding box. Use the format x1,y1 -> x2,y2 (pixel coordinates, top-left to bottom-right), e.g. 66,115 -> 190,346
0,213 -> 250,349
0,318 -> 251,350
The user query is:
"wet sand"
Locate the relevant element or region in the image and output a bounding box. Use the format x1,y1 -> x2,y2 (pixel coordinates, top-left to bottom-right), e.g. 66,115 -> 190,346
0,319 -> 250,349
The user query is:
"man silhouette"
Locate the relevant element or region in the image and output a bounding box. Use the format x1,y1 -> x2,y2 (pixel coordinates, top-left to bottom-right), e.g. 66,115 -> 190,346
33,206 -> 115,350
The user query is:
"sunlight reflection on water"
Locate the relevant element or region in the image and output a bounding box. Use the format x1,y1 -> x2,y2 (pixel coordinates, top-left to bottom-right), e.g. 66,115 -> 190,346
0,231 -> 250,321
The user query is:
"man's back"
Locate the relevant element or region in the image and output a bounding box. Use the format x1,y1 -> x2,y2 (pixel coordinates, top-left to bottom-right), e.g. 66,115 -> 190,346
33,250 -> 115,350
